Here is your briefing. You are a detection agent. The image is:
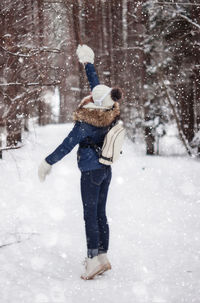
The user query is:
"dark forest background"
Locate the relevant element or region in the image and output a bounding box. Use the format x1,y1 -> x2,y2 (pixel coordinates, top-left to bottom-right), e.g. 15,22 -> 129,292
0,0 -> 200,157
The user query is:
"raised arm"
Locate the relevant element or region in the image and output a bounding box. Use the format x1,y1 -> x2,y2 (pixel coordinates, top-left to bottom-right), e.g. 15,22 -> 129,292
85,63 -> 100,90
76,44 -> 100,90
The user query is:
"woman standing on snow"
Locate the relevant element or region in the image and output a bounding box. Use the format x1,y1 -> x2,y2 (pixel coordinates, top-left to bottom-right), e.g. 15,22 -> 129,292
38,45 -> 123,280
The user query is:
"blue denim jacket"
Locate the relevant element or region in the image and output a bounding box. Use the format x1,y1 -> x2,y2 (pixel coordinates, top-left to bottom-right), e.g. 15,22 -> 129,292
45,121 -> 110,171
85,63 -> 100,90
45,63 -> 113,171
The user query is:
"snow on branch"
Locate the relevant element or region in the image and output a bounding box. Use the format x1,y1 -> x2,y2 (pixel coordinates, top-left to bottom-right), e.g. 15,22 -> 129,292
157,3 -> 200,31
0,90 -> 27,120
155,2 -> 200,6
43,0 -> 63,3
178,13 -> 200,30
111,46 -> 144,52
0,145 -> 24,152
0,45 -> 61,57
0,81 -> 61,87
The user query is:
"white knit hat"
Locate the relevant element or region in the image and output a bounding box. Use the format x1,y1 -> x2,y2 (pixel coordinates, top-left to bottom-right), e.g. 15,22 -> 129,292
83,84 -> 114,110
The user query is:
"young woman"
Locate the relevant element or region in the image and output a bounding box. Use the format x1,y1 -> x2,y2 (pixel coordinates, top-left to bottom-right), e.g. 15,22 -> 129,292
38,45 -> 122,280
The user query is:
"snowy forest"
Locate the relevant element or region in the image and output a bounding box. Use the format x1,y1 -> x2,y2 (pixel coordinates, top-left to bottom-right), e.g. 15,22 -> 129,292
0,0 -> 200,157
1,1 -> 200,303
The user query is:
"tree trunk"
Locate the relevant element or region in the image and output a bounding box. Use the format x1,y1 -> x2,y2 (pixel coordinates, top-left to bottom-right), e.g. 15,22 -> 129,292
145,125 -> 155,155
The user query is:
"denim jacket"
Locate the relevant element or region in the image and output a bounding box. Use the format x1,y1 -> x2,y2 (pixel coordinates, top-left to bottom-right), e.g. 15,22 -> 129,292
45,63 -> 120,172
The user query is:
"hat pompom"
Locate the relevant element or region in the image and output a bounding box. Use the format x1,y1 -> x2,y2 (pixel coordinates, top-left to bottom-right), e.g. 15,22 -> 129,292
111,87 -> 123,101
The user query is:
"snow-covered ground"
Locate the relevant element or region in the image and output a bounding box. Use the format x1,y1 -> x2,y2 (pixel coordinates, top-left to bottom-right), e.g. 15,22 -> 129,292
1,124 -> 200,303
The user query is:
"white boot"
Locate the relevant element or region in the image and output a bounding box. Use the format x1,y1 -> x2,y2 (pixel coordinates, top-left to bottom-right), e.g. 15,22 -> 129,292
98,253 -> 112,274
81,256 -> 104,280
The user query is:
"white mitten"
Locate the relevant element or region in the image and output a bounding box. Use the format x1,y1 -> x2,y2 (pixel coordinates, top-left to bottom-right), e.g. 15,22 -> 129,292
38,160 -> 52,182
76,44 -> 94,64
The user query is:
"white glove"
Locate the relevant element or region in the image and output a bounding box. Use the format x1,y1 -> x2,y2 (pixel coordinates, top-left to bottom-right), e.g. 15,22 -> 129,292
38,160 -> 52,182
76,44 -> 94,64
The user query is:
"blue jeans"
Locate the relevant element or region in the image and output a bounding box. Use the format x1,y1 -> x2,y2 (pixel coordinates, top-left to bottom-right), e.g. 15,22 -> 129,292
81,166 -> 112,258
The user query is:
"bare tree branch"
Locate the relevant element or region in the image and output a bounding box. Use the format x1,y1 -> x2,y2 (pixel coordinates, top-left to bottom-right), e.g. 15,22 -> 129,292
0,232 -> 39,248
155,2 -> 200,6
160,5 -> 200,31
43,0 -> 63,3
0,145 -> 24,152
0,240 -> 22,248
178,13 -> 200,31
0,81 -> 61,87
0,44 -> 61,57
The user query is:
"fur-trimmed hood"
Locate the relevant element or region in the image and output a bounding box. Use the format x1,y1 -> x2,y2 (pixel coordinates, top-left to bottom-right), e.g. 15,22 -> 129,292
73,102 -> 120,127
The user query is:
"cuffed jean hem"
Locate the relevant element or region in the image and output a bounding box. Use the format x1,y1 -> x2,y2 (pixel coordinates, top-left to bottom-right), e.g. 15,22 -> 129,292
88,248 -> 99,258
98,249 -> 107,255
